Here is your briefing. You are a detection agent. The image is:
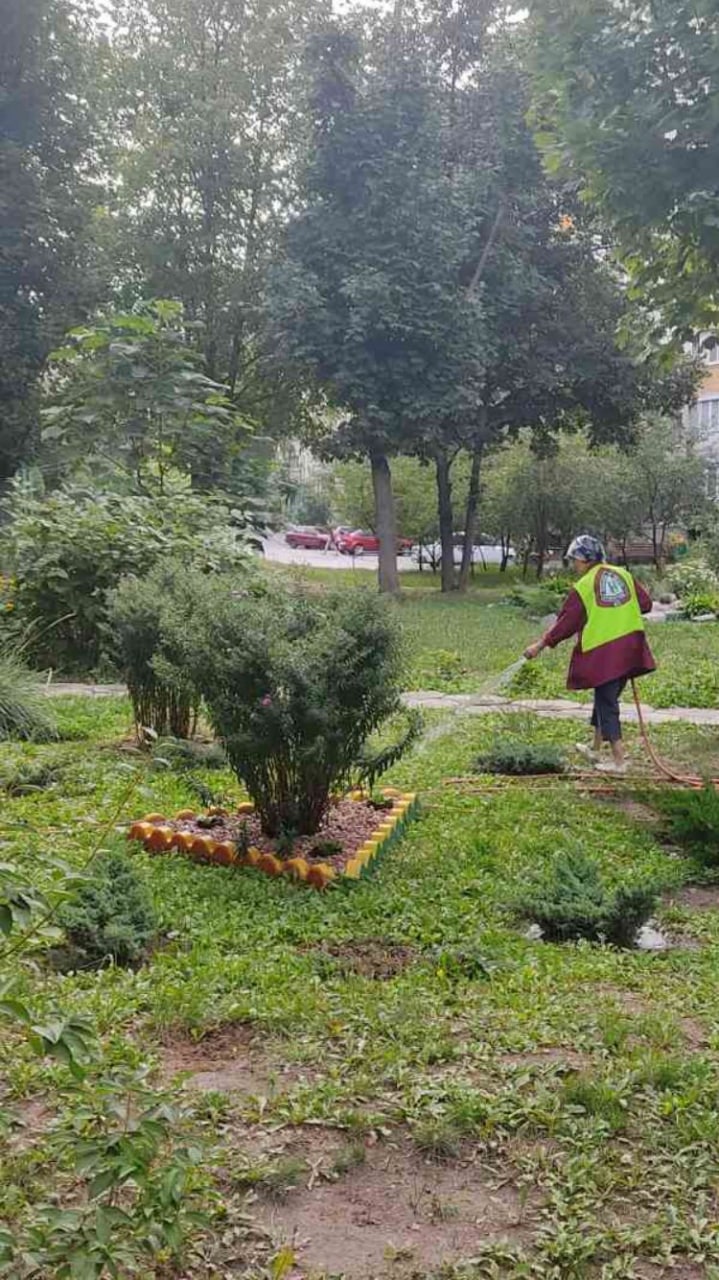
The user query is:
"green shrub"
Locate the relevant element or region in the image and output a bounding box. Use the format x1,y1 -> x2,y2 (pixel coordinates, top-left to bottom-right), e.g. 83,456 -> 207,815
680,591 -> 719,618
107,563 -> 204,739
58,849 -> 157,968
517,849 -> 656,947
413,648 -> 467,689
0,653 -> 57,742
0,486 -> 256,672
666,560 -> 719,602
653,783 -> 719,866
0,760 -> 60,795
474,739 -> 565,776
162,582 -> 418,836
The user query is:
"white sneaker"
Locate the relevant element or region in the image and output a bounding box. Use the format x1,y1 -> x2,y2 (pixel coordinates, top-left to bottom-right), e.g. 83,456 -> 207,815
594,760 -> 628,776
576,743 -> 600,764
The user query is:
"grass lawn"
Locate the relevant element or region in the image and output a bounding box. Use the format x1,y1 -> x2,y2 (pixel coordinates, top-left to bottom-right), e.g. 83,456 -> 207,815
4,696 -> 719,1275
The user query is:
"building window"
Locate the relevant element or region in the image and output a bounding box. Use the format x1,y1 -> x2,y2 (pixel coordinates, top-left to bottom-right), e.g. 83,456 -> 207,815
694,333 -> 719,364
688,397 -> 719,433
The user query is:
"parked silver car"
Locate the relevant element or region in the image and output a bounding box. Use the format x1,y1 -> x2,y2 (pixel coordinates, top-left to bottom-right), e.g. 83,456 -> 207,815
411,535 -> 516,567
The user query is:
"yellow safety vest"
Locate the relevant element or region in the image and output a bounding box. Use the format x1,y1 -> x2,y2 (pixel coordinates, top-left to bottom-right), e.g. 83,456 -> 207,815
574,563 -> 645,654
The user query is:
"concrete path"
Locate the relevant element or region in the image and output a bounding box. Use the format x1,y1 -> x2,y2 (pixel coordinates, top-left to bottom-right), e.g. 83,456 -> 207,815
40,681 -> 719,727
403,691 -> 719,727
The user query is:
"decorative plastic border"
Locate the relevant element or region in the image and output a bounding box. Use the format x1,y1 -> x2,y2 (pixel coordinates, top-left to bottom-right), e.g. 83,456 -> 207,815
126,788 -> 419,890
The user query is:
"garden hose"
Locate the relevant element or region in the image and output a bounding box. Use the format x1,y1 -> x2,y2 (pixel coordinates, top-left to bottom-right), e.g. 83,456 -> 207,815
630,678 -> 708,790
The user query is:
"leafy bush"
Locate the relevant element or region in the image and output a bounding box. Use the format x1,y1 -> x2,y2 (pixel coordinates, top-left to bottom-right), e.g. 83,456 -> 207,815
680,591 -> 719,618
542,572 -> 575,600
107,563 -> 204,739
653,783 -> 719,866
0,652 -> 57,742
666,560 -> 719,602
474,738 -> 565,776
58,849 -> 158,967
412,648 -> 467,690
162,582 -> 417,836
518,849 -> 656,947
0,760 -> 60,795
0,486 -> 257,672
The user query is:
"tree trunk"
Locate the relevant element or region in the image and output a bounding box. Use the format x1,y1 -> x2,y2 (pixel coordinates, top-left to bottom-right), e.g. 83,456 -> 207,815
458,443 -> 484,592
522,542 -> 532,580
370,451 -> 400,595
435,450 -> 457,592
651,521 -> 661,572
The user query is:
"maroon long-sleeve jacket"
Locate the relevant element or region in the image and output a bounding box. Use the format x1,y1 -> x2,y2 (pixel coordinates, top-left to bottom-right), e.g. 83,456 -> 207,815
542,575 -> 656,690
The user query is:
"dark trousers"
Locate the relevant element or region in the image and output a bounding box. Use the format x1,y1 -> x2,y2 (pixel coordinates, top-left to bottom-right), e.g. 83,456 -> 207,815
590,678 -> 627,743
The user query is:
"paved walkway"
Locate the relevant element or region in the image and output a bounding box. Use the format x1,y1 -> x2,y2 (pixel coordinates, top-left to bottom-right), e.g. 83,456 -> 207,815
41,681 -> 719,727
403,691 -> 719,727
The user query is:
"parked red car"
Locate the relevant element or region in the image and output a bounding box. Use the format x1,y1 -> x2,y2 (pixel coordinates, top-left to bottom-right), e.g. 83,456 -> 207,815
285,525 -> 330,550
336,529 -> 413,556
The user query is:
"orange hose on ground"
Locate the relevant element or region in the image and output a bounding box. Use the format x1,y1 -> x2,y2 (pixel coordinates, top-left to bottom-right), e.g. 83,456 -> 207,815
630,679 -> 709,789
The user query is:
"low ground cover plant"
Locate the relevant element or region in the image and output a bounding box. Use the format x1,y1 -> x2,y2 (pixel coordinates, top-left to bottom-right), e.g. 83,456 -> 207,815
474,738 -> 565,776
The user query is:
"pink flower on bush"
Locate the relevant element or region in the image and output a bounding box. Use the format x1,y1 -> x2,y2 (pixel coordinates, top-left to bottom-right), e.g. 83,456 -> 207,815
260,694 -> 272,708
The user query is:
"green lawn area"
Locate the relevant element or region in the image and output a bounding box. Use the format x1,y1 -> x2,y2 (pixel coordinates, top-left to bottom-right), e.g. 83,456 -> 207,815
269,566 -> 719,708
5,695 -> 719,1275
401,595 -> 719,709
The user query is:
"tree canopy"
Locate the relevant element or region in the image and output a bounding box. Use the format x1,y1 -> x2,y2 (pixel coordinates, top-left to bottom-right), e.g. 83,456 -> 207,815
529,0 -> 719,337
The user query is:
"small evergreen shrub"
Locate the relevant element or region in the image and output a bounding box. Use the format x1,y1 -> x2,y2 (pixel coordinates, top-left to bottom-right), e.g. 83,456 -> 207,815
0,653 -> 57,742
59,849 -> 158,968
517,849 -> 656,947
474,739 -> 565,776
653,783 -> 719,866
162,583 -> 418,836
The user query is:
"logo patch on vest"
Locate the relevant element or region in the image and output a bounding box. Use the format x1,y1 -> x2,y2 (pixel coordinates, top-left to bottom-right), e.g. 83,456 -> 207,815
597,568 -> 631,607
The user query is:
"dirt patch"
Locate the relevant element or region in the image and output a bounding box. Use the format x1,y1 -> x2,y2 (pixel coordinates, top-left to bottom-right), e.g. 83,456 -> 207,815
301,938 -> 418,980
594,794 -> 660,826
160,1023 -> 308,1095
679,1017 -> 708,1049
665,884 -> 719,912
592,987 -> 653,1016
6,1097 -> 53,1151
167,797 -> 390,875
254,1135 -> 533,1279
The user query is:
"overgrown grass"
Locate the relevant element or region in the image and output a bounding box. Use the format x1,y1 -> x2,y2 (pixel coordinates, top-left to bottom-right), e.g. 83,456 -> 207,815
5,697 -> 719,1273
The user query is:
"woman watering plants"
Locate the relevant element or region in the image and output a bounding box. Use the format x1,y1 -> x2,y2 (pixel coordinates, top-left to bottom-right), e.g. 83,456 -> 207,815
524,536 -> 655,775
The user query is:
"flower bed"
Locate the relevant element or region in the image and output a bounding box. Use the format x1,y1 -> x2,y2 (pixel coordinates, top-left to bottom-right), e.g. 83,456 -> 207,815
127,789 -> 418,889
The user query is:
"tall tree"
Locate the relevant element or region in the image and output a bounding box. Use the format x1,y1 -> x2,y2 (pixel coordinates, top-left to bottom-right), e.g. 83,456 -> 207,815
529,0 -> 719,337
105,0 -> 325,453
0,0 -> 104,483
272,13 -> 497,592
